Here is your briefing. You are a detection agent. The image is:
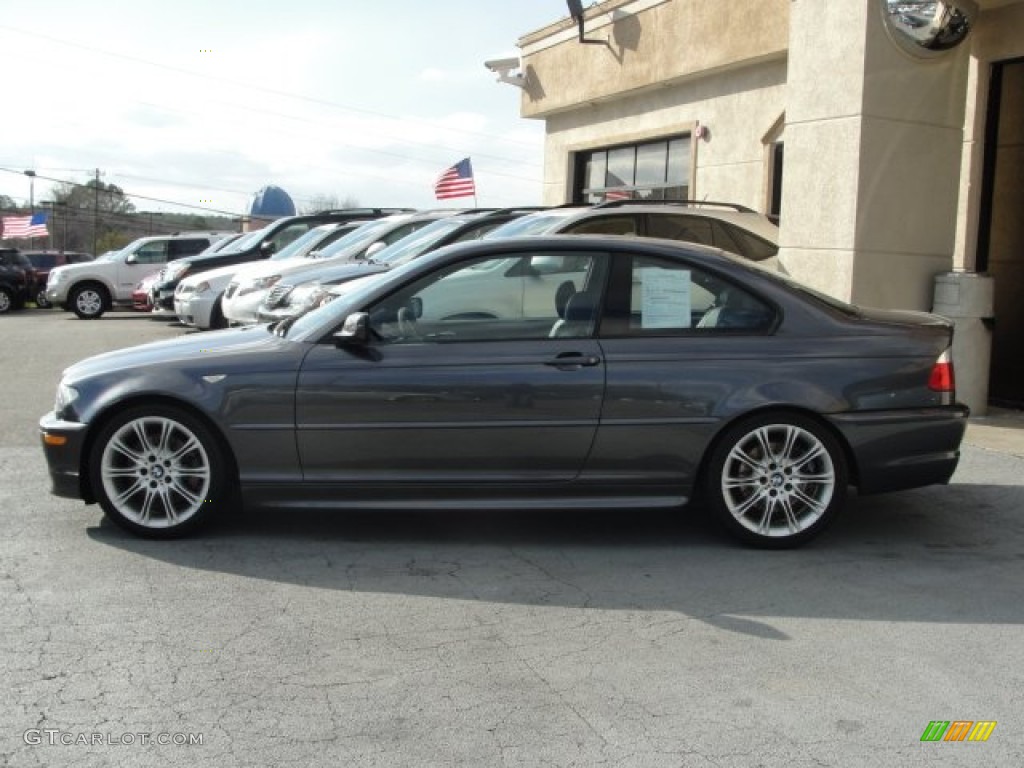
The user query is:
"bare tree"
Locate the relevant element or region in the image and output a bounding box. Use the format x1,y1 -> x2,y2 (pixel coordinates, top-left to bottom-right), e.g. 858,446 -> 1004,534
300,193 -> 360,214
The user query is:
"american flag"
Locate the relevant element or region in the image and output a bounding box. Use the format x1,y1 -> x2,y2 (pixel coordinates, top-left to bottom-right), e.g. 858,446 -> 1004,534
434,158 -> 476,200
2,213 -> 49,239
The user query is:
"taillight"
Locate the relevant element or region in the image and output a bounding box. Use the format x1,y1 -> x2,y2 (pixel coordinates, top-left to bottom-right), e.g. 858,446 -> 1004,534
928,349 -> 955,393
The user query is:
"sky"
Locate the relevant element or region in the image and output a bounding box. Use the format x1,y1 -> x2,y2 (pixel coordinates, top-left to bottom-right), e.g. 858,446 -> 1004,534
0,1 -> 567,219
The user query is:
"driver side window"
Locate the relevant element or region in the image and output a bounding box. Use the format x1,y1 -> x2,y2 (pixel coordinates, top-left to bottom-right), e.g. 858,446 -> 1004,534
366,252 -> 606,344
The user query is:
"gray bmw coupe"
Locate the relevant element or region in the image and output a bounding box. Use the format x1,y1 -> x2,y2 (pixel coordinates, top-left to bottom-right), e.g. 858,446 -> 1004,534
40,236 -> 968,547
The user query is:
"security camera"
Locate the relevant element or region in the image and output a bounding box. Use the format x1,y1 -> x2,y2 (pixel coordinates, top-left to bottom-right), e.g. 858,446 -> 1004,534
483,57 -> 525,89
485,57 -> 521,73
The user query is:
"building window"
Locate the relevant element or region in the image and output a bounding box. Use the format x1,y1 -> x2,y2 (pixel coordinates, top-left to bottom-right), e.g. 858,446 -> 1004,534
574,136 -> 691,203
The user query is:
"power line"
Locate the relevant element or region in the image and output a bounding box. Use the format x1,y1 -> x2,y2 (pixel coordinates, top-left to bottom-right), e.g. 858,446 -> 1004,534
0,24 -> 540,151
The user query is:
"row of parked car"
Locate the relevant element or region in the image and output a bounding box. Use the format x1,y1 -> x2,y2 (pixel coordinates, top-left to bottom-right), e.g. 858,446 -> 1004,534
0,248 -> 94,313
35,201 -> 781,330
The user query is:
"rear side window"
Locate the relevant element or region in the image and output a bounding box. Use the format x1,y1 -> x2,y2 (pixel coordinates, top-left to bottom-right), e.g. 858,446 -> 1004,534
27,254 -> 58,269
601,254 -> 775,335
168,239 -> 210,258
727,225 -> 778,261
564,215 -> 640,236
646,214 -> 714,246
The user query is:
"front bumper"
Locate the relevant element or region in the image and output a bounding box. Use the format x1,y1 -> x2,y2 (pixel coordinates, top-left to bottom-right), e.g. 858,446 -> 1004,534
222,290 -> 266,325
828,404 -> 970,494
39,411 -> 91,501
181,294 -> 216,329
45,285 -> 69,305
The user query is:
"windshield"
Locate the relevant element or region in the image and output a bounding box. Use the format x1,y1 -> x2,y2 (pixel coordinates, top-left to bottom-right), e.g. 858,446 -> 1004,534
314,216 -> 410,260
216,228 -> 267,255
484,210 -> 578,238
374,217 -> 468,267
269,225 -> 338,261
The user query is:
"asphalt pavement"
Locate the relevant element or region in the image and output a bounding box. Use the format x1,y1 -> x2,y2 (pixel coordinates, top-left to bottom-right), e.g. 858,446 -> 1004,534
2,309 -> 1022,767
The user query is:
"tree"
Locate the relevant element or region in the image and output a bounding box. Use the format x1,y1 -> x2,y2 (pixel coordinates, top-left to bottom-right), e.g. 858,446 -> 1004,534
0,194 -> 17,212
48,178 -> 137,253
300,193 -> 360,214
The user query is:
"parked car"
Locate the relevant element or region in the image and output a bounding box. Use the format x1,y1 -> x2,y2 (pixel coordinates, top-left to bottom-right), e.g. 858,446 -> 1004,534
0,248 -> 33,313
40,235 -> 968,547
132,273 -> 160,312
485,200 -> 780,265
149,209 -> 414,314
147,233 -> 245,317
255,208 -> 542,325
45,232 -> 233,319
21,250 -> 94,307
221,210 -> 458,326
173,222 -> 367,330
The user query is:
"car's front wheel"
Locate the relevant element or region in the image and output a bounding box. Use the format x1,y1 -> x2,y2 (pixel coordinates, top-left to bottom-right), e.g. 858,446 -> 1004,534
89,405 -> 230,538
0,286 -> 13,314
36,289 -> 52,308
70,283 -> 108,319
705,412 -> 848,548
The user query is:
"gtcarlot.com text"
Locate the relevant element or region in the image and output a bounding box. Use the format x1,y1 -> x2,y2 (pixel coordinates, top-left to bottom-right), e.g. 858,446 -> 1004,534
24,729 -> 203,747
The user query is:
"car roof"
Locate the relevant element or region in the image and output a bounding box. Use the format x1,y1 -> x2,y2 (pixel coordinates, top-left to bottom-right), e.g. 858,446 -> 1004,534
489,202 -> 779,244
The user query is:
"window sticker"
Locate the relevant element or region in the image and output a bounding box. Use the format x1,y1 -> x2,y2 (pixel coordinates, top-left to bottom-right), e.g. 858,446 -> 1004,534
640,268 -> 691,328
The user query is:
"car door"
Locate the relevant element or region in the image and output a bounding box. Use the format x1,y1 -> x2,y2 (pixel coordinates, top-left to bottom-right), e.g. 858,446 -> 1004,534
118,240 -> 168,293
294,250 -> 610,484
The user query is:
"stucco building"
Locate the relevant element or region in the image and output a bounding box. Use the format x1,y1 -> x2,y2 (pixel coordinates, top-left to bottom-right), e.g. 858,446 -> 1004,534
499,0 -> 1023,413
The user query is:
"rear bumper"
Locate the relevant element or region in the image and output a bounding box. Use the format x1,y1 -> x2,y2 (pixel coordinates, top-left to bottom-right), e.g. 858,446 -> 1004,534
39,411 -> 91,501
827,405 -> 969,494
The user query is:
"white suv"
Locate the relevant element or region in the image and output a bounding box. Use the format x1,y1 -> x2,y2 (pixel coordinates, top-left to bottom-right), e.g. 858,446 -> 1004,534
46,232 -> 231,319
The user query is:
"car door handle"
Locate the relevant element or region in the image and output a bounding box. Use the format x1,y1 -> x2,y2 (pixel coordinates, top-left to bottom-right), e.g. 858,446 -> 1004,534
543,352 -> 601,369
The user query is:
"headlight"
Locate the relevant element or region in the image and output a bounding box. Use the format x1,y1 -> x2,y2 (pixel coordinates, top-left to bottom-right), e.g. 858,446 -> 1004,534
239,275 -> 280,296
48,270 -> 66,286
287,283 -> 319,306
193,281 -> 211,294
54,381 -> 79,417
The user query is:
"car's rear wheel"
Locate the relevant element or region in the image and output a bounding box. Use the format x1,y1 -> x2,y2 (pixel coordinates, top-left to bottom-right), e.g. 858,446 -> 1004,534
89,405 -> 229,538
36,289 -> 52,308
71,283 -> 108,319
0,286 -> 12,314
705,412 -> 847,548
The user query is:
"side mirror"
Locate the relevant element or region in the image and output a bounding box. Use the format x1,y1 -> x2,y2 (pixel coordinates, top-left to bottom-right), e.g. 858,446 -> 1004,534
124,254 -> 137,265
333,312 -> 370,346
260,241 -> 276,256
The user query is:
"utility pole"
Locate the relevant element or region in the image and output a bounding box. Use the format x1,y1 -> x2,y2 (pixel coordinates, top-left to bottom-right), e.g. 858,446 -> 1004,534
92,168 -> 101,256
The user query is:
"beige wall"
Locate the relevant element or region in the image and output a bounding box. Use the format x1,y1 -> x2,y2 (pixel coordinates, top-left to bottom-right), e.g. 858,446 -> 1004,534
780,0 -> 972,309
519,0 -> 788,119
539,60 -> 787,206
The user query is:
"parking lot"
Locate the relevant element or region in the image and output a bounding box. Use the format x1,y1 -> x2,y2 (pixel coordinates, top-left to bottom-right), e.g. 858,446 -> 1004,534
3,309 -> 1023,767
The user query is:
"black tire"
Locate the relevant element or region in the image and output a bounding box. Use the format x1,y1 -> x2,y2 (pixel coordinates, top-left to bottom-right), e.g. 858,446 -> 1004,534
704,412 -> 848,548
88,404 -> 232,538
0,286 -> 13,314
70,283 -> 109,319
209,297 -> 227,330
36,289 -> 52,309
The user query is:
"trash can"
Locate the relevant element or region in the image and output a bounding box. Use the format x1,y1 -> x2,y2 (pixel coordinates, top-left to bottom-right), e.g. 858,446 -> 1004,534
932,271 -> 994,416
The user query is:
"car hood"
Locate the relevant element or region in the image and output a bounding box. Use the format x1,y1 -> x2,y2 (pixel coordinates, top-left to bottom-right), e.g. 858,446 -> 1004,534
63,325 -> 297,382
181,263 -> 241,286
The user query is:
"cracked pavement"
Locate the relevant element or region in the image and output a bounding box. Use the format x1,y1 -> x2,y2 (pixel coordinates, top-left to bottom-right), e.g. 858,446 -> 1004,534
2,311 -> 1023,767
